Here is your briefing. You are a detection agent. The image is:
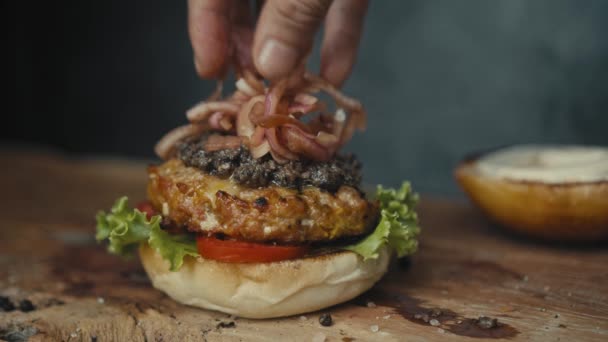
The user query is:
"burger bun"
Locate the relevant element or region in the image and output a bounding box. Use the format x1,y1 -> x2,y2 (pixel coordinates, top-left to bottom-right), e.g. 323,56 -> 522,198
139,243 -> 390,319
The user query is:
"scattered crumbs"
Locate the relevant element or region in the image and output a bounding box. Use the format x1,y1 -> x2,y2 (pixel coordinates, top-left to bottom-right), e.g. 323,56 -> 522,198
544,286 -> 551,292
216,321 -> 236,329
319,313 -> 333,327
312,332 -> 326,342
429,309 -> 442,318
370,325 -> 379,333
97,297 -> 105,304
366,301 -> 377,308
382,315 -> 391,320
522,275 -> 529,282
558,324 -> 567,329
476,316 -> 499,329
429,319 -> 440,327
414,313 -> 430,323
440,290 -> 449,295
299,315 -> 308,321
437,328 -> 445,334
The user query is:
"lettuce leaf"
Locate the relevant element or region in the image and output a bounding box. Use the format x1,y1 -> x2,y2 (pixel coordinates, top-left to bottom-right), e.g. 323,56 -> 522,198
95,197 -> 198,271
96,182 -> 420,270
344,182 -> 420,260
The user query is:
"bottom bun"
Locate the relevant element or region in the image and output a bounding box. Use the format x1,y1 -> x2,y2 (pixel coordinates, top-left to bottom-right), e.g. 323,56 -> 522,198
139,243 -> 390,319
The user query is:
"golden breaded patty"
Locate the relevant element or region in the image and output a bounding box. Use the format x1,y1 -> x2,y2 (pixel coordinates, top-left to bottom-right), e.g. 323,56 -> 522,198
147,159 -> 378,243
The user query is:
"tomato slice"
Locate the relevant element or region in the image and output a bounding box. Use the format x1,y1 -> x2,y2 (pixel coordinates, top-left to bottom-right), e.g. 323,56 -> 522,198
136,201 -> 157,220
196,236 -> 309,263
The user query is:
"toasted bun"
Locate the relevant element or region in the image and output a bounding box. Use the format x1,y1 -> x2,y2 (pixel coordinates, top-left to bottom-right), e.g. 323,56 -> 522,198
456,161 -> 608,241
139,243 -> 390,318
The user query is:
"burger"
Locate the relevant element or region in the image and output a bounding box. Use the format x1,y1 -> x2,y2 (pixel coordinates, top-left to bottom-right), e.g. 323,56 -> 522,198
96,71 -> 420,319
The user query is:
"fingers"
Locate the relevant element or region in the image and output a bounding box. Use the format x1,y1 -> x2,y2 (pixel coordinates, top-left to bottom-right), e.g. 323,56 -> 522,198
253,0 -> 333,80
188,0 -> 232,78
230,0 -> 255,71
320,0 -> 368,87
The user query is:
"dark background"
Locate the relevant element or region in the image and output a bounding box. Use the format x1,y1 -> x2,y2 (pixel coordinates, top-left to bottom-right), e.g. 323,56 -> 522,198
12,0 -> 608,195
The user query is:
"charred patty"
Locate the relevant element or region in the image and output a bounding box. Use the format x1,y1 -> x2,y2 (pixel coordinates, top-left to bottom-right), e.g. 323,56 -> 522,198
178,137 -> 363,192
147,159 -> 378,244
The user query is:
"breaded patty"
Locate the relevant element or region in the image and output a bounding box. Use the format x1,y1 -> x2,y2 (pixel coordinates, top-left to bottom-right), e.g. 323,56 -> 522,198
147,159 -> 378,243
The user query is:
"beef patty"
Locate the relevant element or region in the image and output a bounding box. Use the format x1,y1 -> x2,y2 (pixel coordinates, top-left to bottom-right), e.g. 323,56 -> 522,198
147,159 -> 379,243
178,137 -> 362,192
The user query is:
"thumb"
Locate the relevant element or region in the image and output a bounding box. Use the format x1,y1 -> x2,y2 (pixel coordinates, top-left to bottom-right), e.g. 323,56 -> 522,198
253,0 -> 332,80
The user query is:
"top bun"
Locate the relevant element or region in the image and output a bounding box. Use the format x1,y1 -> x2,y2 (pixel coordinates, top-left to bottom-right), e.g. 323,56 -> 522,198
139,243 -> 391,319
456,145 -> 608,241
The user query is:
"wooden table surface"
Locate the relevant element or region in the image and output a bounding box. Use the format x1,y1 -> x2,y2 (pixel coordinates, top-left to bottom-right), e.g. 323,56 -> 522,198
1,149 -> 607,342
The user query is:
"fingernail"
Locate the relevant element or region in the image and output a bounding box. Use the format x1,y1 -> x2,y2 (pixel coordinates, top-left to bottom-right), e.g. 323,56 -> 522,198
257,39 -> 298,79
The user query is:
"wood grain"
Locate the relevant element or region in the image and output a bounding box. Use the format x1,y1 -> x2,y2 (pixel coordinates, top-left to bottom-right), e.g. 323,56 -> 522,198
1,148 -> 607,342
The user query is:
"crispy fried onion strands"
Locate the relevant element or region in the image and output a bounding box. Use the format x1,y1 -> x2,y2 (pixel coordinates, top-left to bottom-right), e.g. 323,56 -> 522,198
155,73 -> 366,162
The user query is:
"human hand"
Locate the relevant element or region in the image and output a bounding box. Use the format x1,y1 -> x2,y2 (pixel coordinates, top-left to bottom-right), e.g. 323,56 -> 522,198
188,0 -> 369,87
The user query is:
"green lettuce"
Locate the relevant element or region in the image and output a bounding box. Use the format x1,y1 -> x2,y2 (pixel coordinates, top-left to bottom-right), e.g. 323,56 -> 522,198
96,182 -> 419,271
344,182 -> 420,260
95,197 -> 198,271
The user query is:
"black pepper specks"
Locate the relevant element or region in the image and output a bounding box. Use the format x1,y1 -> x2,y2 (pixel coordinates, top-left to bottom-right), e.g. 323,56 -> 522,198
19,299 -> 35,312
0,296 -> 15,311
253,197 -> 268,208
319,313 -> 333,326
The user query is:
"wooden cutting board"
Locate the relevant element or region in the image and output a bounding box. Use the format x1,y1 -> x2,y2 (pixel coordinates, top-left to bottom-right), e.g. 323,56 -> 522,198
1,149 -> 607,342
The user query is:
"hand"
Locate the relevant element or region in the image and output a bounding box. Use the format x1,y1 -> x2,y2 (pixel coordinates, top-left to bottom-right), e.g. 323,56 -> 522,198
188,0 -> 369,87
